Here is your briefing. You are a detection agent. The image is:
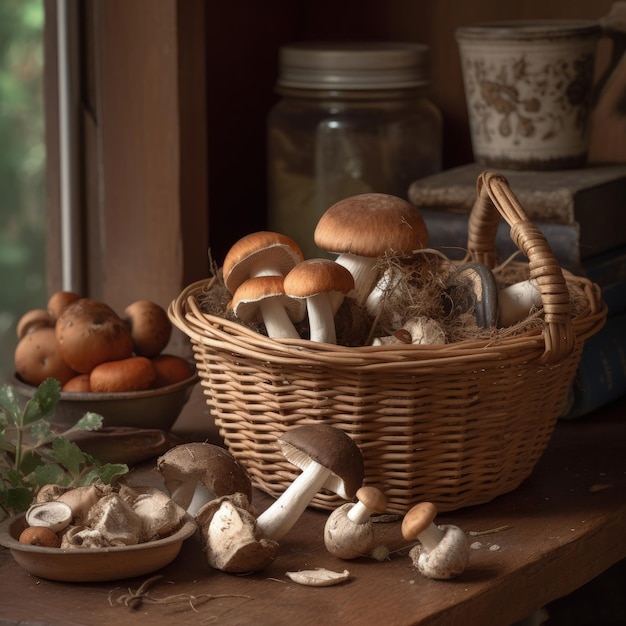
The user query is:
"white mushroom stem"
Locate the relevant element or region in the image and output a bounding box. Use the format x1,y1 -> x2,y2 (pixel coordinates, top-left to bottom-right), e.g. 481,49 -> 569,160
415,521 -> 446,551
365,267 -> 402,318
335,253 -> 378,305
305,292 -> 336,343
256,460 -> 332,540
258,297 -> 301,339
186,482 -> 216,517
347,499 -> 376,525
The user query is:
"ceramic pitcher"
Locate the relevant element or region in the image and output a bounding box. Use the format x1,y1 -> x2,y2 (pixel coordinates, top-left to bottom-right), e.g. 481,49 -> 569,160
456,10 -> 626,170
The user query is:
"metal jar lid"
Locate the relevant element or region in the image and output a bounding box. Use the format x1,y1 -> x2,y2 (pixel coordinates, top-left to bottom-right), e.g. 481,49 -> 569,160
277,42 -> 431,90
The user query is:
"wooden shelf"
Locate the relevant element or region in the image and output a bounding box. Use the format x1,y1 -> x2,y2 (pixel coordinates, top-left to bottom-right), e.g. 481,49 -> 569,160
1,396 -> 625,626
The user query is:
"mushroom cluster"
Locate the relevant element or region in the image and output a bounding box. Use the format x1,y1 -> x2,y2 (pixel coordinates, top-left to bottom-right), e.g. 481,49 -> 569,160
19,481 -> 188,549
216,192 -> 541,349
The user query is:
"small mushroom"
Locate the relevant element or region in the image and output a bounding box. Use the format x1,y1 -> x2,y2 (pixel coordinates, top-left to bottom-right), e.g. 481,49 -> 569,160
283,258 -> 355,343
314,193 -> 429,305
255,424 -> 364,541
228,275 -> 305,339
324,486 -> 388,559
497,278 -> 542,327
371,328 -> 413,346
401,502 -> 469,580
222,230 -> 304,294
157,442 -> 252,516
25,501 -> 73,533
195,492 -> 279,573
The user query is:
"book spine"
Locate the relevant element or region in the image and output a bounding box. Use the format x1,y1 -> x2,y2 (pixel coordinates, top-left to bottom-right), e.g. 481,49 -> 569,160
560,313 -> 626,420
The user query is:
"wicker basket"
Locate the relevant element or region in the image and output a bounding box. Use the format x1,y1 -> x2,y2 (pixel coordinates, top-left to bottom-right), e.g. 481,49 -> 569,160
169,172 -> 606,514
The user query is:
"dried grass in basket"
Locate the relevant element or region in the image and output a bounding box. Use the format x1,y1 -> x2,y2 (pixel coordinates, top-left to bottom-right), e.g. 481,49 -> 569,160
169,172 -> 606,514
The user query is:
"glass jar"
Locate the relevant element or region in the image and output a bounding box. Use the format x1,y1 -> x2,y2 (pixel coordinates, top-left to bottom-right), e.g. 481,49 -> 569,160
267,41 -> 442,259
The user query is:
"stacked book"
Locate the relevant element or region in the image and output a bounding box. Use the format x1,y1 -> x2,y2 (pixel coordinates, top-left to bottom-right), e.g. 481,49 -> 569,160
408,163 -> 626,419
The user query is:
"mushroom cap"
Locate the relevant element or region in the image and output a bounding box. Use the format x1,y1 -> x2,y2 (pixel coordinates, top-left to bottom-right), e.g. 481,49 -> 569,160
355,486 -> 387,513
278,424 -> 364,500
283,258 -> 355,298
401,501 -> 438,541
314,193 -> 429,257
157,442 -> 252,504
228,275 -> 306,324
222,231 -> 304,294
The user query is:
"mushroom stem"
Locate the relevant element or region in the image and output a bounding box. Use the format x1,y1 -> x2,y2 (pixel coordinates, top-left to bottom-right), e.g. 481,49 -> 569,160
186,482 -> 216,516
259,297 -> 301,339
415,521 -> 446,552
306,292 -> 336,343
256,460 -> 332,540
335,253 -> 378,305
347,499 -> 374,525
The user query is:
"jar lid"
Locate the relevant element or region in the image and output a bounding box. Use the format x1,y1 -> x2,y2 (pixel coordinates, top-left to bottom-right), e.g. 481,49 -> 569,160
277,42 -> 431,90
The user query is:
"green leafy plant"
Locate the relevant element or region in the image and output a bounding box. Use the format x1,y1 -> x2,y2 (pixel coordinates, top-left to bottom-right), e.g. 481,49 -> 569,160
0,377 -> 128,518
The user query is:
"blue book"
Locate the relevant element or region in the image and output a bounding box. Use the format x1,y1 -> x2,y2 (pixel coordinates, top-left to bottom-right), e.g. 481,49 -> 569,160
560,313 -> 626,420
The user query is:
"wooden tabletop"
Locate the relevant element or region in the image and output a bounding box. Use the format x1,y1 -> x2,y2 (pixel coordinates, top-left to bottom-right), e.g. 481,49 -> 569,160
1,394 -> 625,626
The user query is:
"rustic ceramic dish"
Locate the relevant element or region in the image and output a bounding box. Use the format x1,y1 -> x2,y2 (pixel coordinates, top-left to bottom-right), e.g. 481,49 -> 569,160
7,370 -> 198,431
0,512 -> 197,582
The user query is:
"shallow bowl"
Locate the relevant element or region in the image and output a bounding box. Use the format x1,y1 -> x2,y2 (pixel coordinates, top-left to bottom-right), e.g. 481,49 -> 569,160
7,370 -> 199,431
0,512 -> 197,582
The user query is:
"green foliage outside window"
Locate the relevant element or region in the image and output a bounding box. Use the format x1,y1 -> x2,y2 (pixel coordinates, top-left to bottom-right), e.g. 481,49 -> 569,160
0,0 -> 46,381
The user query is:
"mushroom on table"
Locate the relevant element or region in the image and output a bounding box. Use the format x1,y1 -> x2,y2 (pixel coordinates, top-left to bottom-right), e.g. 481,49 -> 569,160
256,423 -> 364,541
401,501 -> 470,579
156,442 -> 252,515
324,485 -> 388,559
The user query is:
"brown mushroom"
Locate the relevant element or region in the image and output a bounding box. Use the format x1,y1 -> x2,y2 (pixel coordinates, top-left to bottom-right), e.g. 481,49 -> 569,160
324,485 -> 388,559
228,275 -> 305,339
157,442 -> 252,515
314,193 -> 429,304
283,258 -> 355,343
401,502 -> 469,579
255,424 -> 364,540
222,230 -> 304,294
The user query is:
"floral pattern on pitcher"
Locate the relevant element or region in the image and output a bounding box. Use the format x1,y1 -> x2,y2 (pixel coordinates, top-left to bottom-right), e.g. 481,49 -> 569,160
461,50 -> 596,148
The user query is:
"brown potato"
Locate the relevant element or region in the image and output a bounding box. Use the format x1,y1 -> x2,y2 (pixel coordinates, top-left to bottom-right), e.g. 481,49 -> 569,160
16,308 -> 54,340
62,373 -> 92,393
14,326 -> 77,387
90,356 -> 157,393
151,354 -> 194,387
55,298 -> 133,373
123,300 -> 172,357
19,526 -> 61,548
47,290 -> 81,321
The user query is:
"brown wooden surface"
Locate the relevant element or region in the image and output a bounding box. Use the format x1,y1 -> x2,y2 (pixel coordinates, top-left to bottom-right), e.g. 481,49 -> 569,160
1,396 -> 625,626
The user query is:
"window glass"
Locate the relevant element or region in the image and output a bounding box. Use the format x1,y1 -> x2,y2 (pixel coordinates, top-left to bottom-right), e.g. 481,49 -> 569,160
0,0 -> 45,382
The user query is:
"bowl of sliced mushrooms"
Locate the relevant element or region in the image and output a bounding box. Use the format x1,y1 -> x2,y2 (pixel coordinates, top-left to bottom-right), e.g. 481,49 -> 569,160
0,482 -> 197,582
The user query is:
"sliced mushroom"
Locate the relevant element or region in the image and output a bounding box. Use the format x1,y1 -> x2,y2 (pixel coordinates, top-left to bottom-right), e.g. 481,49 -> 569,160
56,482 -> 111,525
324,486 -> 387,559
132,489 -> 188,541
25,501 -> 73,533
255,424 -> 364,541
195,492 -> 279,573
401,502 -> 469,579
157,442 -> 252,516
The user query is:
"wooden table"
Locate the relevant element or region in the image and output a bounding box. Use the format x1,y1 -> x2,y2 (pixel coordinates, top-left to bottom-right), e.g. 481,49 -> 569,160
1,393 -> 625,626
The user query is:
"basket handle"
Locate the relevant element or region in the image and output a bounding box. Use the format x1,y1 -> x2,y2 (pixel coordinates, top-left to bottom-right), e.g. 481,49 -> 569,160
466,171 -> 575,364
